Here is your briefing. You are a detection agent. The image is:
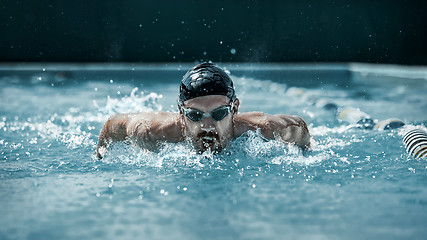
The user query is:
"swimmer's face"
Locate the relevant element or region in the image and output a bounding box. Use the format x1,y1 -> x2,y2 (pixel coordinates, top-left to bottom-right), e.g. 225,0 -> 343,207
179,95 -> 239,153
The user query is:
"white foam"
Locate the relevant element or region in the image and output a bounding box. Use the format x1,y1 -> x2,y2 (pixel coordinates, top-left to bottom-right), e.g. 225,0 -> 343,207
3,88 -> 165,151
98,88 -> 163,117
96,129 -> 334,170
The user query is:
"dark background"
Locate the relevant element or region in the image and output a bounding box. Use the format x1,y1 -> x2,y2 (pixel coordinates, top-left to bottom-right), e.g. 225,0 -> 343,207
1,0 -> 426,64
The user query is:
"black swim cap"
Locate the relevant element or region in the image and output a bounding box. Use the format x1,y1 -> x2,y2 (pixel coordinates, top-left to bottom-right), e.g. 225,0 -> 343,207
179,63 -> 236,103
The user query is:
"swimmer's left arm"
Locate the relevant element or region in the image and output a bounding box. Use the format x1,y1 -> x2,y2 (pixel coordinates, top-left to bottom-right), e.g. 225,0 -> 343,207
235,112 -> 311,149
273,114 -> 311,149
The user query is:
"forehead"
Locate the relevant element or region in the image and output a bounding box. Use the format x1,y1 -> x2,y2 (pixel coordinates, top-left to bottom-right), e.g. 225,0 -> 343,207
184,95 -> 229,111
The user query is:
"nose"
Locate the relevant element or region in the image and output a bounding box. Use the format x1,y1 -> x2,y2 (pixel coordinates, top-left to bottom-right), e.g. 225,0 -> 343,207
200,126 -> 215,132
200,117 -> 217,132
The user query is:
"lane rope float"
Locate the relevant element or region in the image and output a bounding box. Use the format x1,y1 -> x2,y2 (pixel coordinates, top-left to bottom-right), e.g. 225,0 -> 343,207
403,129 -> 427,158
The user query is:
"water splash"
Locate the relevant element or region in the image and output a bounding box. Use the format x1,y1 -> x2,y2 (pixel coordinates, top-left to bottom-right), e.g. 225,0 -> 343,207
98,129 -> 333,173
97,87 -> 163,116
1,88 -> 164,154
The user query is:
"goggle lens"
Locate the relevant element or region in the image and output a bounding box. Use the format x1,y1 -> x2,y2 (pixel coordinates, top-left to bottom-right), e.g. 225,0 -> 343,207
211,107 -> 230,121
186,110 -> 204,122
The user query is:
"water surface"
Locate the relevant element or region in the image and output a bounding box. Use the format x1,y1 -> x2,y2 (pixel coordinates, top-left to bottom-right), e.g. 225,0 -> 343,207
1,63 -> 427,240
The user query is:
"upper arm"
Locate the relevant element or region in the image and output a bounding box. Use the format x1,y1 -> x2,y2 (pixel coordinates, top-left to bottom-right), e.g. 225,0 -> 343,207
100,114 -> 131,141
96,112 -> 156,157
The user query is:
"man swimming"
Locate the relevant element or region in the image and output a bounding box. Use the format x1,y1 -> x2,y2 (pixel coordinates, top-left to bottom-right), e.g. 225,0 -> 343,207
96,63 -> 311,158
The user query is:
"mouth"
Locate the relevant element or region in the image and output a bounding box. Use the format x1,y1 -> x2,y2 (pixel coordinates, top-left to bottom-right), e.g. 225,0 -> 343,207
198,135 -> 219,151
201,136 -> 215,144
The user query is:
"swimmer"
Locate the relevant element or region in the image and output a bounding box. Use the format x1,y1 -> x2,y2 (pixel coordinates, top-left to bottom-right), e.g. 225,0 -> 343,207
96,63 -> 311,158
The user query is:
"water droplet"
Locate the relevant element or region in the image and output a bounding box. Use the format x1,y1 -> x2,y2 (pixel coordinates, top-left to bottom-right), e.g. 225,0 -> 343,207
230,48 -> 236,54
110,79 -> 113,83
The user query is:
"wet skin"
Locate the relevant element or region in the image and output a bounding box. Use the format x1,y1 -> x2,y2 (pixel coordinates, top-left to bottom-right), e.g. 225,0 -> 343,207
96,95 -> 311,158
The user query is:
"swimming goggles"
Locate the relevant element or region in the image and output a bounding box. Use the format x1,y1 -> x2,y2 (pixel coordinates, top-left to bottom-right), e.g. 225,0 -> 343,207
180,102 -> 233,122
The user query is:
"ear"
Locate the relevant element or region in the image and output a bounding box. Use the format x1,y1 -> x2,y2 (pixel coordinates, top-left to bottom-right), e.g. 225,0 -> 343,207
232,98 -> 240,115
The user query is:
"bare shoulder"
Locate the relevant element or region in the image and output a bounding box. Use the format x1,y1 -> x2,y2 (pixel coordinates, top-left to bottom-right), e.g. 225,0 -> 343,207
234,112 -> 273,137
125,111 -> 182,143
105,111 -> 178,129
125,111 -> 179,125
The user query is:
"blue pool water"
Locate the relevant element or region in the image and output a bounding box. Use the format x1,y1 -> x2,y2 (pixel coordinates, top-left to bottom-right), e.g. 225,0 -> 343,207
1,63 -> 427,240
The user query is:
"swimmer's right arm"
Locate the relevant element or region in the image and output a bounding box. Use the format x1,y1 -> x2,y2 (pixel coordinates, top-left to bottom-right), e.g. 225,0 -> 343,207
96,112 -> 182,159
96,114 -> 130,159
